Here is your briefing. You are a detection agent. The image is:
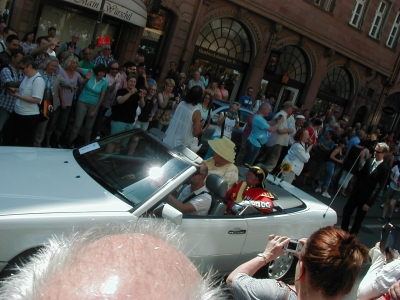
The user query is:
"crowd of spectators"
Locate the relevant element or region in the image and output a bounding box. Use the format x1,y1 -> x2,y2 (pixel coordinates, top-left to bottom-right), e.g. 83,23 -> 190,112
0,25 -> 400,300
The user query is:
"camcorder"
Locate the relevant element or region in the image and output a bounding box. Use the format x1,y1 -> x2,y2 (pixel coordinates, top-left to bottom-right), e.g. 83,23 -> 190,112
282,239 -> 303,254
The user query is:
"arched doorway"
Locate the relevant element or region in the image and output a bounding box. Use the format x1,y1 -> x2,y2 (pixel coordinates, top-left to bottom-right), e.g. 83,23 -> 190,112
313,66 -> 353,118
190,17 -> 253,101
353,106 -> 367,126
262,45 -> 309,112
378,92 -> 400,134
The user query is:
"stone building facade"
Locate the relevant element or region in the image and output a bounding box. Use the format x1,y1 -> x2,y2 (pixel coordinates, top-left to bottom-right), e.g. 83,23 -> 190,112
6,0 -> 400,133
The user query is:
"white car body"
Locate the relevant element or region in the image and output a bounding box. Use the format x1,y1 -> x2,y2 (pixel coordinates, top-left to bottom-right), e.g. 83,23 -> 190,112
0,130 -> 337,277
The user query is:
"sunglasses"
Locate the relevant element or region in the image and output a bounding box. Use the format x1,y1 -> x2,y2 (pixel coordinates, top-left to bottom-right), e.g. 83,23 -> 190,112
104,48 -> 111,50
19,65 -> 28,71
374,149 -> 384,154
84,52 -> 92,55
248,90 -> 253,93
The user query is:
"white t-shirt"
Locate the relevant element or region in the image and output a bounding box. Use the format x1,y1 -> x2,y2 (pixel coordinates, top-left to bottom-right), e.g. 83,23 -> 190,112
212,112 -> 236,139
177,185 -> 211,216
14,73 -> 45,116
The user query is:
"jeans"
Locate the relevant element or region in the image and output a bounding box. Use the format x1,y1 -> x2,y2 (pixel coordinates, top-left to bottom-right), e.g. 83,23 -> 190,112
134,120 -> 150,131
318,161 -> 335,189
45,106 -> 72,139
242,139 -> 260,166
0,106 -> 11,132
338,170 -> 354,188
69,100 -> 98,145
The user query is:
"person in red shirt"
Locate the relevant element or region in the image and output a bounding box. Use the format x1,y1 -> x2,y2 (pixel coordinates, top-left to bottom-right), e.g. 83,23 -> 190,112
225,163 -> 275,214
307,118 -> 323,146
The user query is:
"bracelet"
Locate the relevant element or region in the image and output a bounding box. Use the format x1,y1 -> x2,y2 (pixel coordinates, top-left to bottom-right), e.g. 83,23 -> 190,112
257,253 -> 268,265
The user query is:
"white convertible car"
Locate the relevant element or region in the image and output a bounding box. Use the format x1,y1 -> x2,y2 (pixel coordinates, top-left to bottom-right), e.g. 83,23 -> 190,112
0,129 -> 337,279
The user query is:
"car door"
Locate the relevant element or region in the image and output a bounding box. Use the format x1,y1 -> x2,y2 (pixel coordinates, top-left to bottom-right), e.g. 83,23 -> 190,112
178,216 -> 248,274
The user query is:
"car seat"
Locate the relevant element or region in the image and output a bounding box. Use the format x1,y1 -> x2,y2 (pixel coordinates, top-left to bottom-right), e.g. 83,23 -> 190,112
206,174 -> 228,215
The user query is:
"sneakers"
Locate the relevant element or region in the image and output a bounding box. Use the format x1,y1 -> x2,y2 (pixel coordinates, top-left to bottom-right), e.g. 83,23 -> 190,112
380,203 -> 384,209
322,192 -> 331,198
378,217 -> 385,222
315,188 -> 322,193
396,207 -> 399,213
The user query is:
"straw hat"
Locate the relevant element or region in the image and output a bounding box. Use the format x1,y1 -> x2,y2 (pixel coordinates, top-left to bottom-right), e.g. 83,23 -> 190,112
208,137 -> 236,163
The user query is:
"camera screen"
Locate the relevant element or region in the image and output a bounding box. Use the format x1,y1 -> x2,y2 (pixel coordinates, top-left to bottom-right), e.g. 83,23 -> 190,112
287,240 -> 298,251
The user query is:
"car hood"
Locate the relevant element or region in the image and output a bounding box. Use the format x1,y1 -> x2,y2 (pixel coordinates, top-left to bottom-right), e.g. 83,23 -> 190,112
0,147 -> 133,216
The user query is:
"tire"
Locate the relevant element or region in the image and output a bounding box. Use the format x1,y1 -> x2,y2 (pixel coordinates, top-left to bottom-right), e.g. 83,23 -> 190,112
253,252 -> 297,280
0,247 -> 41,280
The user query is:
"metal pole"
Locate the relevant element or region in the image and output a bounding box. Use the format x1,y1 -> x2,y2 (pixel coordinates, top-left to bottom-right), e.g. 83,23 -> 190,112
90,0 -> 106,48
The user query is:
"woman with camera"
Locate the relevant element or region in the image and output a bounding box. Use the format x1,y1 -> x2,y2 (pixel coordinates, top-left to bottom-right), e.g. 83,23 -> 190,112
227,226 -> 368,300
154,78 -> 179,132
2,55 -> 45,147
203,102 -> 239,160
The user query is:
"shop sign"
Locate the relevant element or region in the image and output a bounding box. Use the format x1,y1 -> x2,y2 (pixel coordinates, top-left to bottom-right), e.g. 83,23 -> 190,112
382,106 -> 395,115
97,36 -> 111,46
194,46 -> 246,70
317,90 -> 347,106
62,0 -> 146,27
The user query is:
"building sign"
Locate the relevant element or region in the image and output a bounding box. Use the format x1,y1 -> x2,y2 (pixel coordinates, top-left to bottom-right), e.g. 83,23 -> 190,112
382,106 -> 395,115
62,0 -> 147,27
194,46 -> 246,70
317,90 -> 347,106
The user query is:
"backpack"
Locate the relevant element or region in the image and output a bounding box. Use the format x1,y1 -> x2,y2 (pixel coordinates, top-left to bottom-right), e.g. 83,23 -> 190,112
34,75 -> 54,122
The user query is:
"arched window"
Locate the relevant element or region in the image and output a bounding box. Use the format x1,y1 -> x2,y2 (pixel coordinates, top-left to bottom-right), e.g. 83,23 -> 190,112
196,18 -> 251,63
276,45 -> 308,83
319,66 -> 352,100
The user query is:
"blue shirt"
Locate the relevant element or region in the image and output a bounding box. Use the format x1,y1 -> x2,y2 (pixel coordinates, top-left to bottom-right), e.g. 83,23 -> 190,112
79,70 -> 108,105
248,115 -> 270,147
347,136 -> 360,150
239,95 -> 253,109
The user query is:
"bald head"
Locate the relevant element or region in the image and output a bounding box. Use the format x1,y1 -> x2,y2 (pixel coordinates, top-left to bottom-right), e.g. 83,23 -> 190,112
0,221 -> 224,299
41,234 -> 201,299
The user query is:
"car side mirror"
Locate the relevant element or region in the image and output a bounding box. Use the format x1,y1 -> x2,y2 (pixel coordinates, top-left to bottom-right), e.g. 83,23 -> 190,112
153,203 -> 182,225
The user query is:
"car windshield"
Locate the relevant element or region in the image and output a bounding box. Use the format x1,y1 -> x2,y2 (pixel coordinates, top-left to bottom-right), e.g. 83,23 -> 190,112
73,130 -> 191,207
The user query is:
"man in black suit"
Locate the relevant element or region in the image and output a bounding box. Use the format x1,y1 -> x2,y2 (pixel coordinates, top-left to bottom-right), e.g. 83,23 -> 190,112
341,142 -> 390,235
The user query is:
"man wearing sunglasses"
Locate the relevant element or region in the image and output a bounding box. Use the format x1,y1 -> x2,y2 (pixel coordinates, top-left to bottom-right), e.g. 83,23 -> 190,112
341,142 -> 390,235
57,33 -> 82,60
92,43 -> 114,67
238,87 -> 254,109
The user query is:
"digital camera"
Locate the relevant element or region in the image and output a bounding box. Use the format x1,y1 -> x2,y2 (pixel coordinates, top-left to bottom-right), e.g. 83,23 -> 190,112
282,239 -> 303,254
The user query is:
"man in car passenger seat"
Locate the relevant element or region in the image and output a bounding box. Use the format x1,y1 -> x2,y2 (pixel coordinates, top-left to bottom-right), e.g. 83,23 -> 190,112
225,163 -> 275,215
168,163 -> 211,216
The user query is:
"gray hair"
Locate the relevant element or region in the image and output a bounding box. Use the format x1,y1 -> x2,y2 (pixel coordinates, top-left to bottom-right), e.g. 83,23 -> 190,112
356,130 -> 365,137
40,56 -> 59,70
258,103 -> 271,112
0,220 -> 225,300
102,43 -> 111,50
61,55 -> 79,70
377,142 -> 389,153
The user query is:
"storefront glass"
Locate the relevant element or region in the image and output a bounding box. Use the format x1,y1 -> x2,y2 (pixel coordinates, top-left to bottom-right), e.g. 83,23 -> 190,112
37,4 -> 119,53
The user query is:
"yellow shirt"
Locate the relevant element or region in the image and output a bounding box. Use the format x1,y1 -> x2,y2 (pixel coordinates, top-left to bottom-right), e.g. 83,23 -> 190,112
204,157 -> 239,189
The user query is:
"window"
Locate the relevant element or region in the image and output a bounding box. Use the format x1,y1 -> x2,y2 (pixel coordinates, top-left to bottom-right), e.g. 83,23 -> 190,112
386,12 -> 400,47
369,1 -> 389,39
306,0 -> 336,13
350,0 -> 367,28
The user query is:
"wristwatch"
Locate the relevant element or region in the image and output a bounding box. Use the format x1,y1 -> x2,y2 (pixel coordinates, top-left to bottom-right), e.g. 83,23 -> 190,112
257,253 -> 268,265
